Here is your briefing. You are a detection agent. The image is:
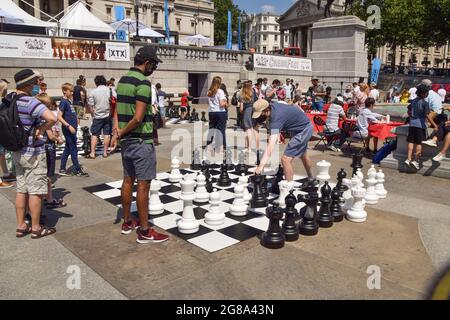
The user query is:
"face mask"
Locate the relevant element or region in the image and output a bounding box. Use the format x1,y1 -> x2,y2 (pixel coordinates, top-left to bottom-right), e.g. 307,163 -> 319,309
31,85 -> 40,96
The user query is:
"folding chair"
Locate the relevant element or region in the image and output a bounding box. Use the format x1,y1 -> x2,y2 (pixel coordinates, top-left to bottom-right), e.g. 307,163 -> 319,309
313,116 -> 338,152
342,121 -> 367,154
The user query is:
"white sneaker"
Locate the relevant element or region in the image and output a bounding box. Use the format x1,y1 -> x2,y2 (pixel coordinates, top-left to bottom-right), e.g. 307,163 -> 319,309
433,153 -> 445,162
410,160 -> 420,170
422,139 -> 437,147
404,159 -> 411,167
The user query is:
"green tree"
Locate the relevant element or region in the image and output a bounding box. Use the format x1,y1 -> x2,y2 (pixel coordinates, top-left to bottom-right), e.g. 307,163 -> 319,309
417,0 -> 450,48
213,0 -> 242,45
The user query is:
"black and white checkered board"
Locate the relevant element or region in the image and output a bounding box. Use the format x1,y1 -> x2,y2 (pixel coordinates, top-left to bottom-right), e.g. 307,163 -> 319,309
84,165 -> 314,253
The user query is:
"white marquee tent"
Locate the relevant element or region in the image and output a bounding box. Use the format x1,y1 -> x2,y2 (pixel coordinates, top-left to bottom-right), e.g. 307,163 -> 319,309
59,1 -> 114,35
0,0 -> 56,28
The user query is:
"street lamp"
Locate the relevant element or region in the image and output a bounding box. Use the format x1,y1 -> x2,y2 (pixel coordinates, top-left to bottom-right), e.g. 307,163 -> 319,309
134,0 -> 141,41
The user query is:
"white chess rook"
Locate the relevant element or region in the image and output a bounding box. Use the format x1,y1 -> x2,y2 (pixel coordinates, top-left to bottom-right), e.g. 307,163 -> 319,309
204,189 -> 225,226
195,173 -> 210,203
239,174 -> 252,204
316,160 -> 331,188
177,177 -> 200,234
364,170 -> 379,205
169,157 -> 183,183
375,169 -> 387,199
346,185 -> 367,223
149,180 -> 164,216
229,185 -> 248,217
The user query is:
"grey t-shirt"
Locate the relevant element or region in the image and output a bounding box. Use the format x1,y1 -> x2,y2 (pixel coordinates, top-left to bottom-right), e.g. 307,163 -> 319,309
270,102 -> 312,135
313,83 -> 325,102
88,85 -> 116,119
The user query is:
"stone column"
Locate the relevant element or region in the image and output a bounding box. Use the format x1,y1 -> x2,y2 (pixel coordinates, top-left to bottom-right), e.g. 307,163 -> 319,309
280,30 -> 285,49
34,0 -> 41,19
63,0 -> 69,11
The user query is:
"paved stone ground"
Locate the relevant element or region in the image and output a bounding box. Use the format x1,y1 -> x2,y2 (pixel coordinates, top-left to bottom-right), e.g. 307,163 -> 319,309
0,110 -> 449,300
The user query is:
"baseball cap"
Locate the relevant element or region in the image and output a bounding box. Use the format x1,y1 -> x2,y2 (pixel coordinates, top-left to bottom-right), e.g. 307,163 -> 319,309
421,79 -> 432,89
135,45 -> 162,63
311,76 -> 319,81
252,99 -> 270,119
14,69 -> 40,89
334,96 -> 344,105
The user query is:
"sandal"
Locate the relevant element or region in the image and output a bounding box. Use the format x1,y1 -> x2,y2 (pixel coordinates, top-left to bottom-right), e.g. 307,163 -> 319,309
85,154 -> 96,159
16,223 -> 31,238
31,225 -> 56,239
46,199 -> 67,209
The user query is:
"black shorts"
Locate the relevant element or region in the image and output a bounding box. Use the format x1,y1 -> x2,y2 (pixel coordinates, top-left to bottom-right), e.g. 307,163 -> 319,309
91,118 -> 112,136
180,107 -> 187,113
407,127 -> 426,144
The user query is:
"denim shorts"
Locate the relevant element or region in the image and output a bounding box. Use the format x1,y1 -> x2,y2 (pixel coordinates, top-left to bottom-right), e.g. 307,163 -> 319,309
284,124 -> 313,158
120,140 -> 156,181
91,117 -> 112,136
159,106 -> 166,118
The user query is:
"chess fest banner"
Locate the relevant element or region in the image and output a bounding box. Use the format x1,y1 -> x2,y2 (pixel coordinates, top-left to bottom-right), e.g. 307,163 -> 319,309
0,34 -> 130,62
253,53 -> 312,72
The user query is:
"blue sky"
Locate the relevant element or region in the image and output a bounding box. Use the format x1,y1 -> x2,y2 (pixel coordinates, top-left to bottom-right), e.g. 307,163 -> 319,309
233,0 -> 296,15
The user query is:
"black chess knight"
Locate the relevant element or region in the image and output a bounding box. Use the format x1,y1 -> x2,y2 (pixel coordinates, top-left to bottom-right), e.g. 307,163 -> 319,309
298,178 -> 319,236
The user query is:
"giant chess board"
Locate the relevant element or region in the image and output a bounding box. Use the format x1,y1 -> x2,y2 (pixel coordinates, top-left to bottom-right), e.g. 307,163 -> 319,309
84,164 -> 312,253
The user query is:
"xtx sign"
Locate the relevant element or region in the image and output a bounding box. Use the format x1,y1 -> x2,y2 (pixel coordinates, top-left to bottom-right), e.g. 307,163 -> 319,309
105,42 -> 130,61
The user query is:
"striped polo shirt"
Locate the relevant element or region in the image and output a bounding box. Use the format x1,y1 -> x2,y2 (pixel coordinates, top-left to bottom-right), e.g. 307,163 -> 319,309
116,68 -> 153,144
16,95 -> 48,156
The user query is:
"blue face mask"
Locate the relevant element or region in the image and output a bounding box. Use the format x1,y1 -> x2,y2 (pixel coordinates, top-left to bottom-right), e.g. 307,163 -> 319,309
31,85 -> 40,96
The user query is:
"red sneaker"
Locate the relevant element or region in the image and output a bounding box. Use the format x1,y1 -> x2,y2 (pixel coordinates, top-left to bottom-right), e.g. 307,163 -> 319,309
121,219 -> 140,235
136,228 -> 169,244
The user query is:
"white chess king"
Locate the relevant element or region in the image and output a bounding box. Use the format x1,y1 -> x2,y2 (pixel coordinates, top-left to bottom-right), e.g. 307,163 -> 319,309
169,157 -> 183,183
149,180 -> 164,216
177,177 -> 199,234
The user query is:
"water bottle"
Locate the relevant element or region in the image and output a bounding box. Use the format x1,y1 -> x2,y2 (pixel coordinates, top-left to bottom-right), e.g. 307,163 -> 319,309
386,114 -> 391,124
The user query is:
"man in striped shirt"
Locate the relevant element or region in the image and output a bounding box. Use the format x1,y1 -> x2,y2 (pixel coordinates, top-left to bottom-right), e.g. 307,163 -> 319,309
325,96 -> 347,152
113,46 -> 169,244
12,69 -> 57,239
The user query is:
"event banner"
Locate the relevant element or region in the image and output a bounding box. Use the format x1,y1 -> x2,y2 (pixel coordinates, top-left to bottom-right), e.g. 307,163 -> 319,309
105,42 -> 130,61
253,53 -> 312,72
0,34 -> 52,59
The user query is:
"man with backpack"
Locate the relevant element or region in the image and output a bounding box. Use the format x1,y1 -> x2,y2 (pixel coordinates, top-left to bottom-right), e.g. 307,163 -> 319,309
231,80 -> 243,129
0,69 -> 57,238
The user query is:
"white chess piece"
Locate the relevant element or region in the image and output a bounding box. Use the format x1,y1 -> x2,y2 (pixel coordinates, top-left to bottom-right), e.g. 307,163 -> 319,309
355,168 -> 364,188
239,174 -> 252,204
195,173 -> 209,203
375,169 -> 387,199
149,180 -> 164,216
204,189 -> 225,226
342,178 -> 355,213
277,180 -> 293,208
368,164 -> 377,177
316,160 -> 331,188
364,170 -> 379,205
177,177 -> 200,234
229,184 -> 248,217
169,157 -> 183,183
346,184 -> 367,223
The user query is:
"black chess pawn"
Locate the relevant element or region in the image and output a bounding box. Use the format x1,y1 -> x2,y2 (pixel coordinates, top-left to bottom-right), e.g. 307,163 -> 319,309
330,187 -> 345,222
351,153 -> 364,177
217,163 -> 232,187
271,164 -> 284,195
318,182 -> 333,228
261,204 -> 285,249
282,190 -> 299,241
336,168 -> 349,194
250,174 -> 268,208
201,111 -> 207,122
297,178 -> 319,236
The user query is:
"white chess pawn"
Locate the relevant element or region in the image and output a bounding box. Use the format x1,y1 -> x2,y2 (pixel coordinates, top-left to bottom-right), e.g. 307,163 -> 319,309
346,185 -> 367,223
317,160 -> 331,189
177,177 -> 199,234
229,184 -> 248,217
368,164 -> 377,177
149,180 -> 164,216
204,189 -> 225,226
169,157 -> 183,183
364,170 -> 379,205
375,169 -> 387,199
342,178 -> 355,213
277,180 -> 293,208
195,173 -> 209,203
239,174 -> 252,204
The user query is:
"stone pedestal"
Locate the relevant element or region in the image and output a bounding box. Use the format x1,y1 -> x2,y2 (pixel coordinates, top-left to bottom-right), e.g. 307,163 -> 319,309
309,16 -> 368,93
381,126 -> 450,179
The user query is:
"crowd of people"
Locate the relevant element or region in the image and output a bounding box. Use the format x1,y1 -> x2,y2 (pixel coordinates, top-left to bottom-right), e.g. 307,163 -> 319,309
0,44 -> 449,243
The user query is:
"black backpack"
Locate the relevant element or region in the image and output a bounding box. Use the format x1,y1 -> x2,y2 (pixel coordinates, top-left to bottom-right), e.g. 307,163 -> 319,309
231,90 -> 239,106
0,93 -> 29,151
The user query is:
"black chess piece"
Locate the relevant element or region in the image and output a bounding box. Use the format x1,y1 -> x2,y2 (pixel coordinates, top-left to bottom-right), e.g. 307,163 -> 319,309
336,168 -> 349,194
201,111 -> 207,122
318,182 -> 333,228
271,164 -> 284,195
201,161 -> 211,181
330,187 -> 345,222
190,149 -> 202,170
260,175 -> 269,197
224,148 -> 235,171
194,109 -> 200,121
282,190 -> 299,241
261,204 -> 285,249
81,126 -> 91,155
351,153 -> 363,177
235,150 -> 247,175
250,174 -> 268,208
256,149 -> 261,166
217,163 -> 232,187
297,178 -> 319,236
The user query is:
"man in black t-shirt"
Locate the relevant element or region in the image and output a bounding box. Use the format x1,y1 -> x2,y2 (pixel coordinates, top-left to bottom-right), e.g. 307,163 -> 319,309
73,78 -> 87,123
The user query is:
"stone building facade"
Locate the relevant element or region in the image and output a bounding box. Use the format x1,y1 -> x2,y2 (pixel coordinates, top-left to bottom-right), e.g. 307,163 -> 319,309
13,0 -> 215,45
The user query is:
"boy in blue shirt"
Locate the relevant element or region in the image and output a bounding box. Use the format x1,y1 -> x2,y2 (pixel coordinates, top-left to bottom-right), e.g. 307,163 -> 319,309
57,83 -> 88,177
405,83 -> 437,170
